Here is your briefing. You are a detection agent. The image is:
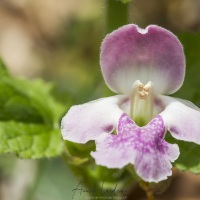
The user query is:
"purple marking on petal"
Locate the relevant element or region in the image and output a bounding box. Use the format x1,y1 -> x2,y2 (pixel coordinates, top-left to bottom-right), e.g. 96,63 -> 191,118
100,24 -> 185,95
169,126 -> 179,135
61,95 -> 126,144
159,95 -> 200,144
91,113 -> 179,182
118,114 -> 167,154
103,125 -> 114,132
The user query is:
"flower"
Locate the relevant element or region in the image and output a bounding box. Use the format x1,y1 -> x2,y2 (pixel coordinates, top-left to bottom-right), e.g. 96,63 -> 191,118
61,24 -> 200,183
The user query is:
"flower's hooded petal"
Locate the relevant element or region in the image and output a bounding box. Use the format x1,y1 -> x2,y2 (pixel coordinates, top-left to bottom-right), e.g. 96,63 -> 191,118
91,114 -> 179,182
61,95 -> 127,144
100,24 -> 185,95
159,96 -> 200,144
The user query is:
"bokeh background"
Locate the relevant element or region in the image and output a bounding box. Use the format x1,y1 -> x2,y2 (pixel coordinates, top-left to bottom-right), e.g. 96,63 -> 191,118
1,0 -> 200,200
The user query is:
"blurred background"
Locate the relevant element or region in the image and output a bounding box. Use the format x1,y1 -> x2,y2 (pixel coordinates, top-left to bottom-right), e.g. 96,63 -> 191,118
1,0 -> 200,199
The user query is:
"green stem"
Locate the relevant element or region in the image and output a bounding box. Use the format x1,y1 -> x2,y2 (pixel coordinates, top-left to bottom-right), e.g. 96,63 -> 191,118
139,180 -> 155,200
107,0 -> 129,33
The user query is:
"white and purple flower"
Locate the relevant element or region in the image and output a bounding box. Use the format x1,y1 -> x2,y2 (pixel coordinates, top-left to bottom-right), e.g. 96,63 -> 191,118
61,24 -> 200,183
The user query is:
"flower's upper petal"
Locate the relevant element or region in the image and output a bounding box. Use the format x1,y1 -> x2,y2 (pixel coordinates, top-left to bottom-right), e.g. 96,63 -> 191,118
91,113 -> 179,182
61,95 -> 126,144
100,24 -> 185,95
159,96 -> 200,144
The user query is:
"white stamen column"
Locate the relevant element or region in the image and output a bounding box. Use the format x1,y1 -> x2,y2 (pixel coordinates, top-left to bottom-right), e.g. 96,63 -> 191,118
130,80 -> 154,126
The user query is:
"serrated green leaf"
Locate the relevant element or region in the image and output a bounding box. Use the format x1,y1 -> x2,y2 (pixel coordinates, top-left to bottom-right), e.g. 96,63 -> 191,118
0,78 -> 45,123
0,121 -> 64,158
0,60 -> 65,158
0,77 -> 64,125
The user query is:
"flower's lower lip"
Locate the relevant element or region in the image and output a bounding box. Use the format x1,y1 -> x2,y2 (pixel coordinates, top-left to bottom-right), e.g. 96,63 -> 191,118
91,113 -> 179,183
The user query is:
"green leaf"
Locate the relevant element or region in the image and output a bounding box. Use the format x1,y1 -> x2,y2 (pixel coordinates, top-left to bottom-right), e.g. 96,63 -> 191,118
0,60 -> 65,158
0,78 -> 46,123
0,77 -> 64,125
0,121 -> 63,158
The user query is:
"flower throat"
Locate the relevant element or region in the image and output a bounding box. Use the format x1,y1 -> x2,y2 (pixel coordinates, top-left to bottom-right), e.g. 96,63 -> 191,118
130,80 -> 154,126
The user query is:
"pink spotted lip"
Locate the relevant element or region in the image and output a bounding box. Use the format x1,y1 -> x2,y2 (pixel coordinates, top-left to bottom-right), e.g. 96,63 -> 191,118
91,113 -> 179,182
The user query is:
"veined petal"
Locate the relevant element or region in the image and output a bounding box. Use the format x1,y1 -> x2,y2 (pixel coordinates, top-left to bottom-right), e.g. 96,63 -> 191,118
100,24 -> 185,95
91,113 -> 179,182
61,95 -> 126,144
159,96 -> 200,144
